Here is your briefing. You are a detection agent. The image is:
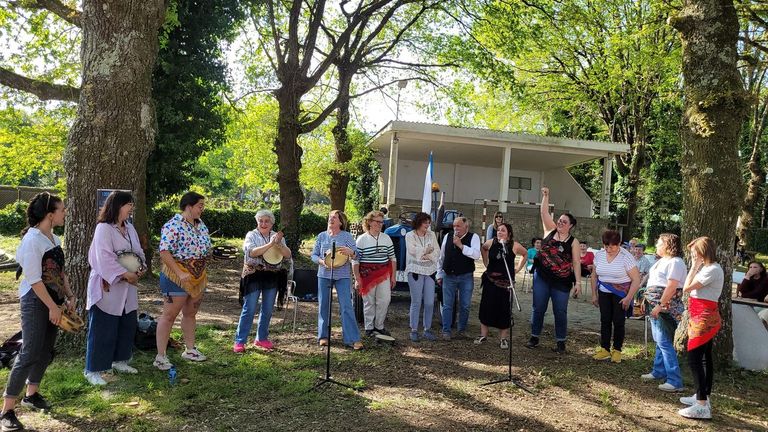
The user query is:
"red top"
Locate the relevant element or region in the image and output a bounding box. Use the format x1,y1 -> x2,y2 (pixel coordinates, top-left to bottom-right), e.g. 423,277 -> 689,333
580,251 -> 595,266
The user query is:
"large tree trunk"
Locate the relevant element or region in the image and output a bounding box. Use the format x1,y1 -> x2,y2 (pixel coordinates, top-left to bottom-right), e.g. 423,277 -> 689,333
274,90 -> 305,253
64,1 -> 167,304
329,97 -> 352,212
669,0 -> 749,367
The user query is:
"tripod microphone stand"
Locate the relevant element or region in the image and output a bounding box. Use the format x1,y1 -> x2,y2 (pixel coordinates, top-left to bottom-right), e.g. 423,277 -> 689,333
311,240 -> 358,392
481,241 -> 534,394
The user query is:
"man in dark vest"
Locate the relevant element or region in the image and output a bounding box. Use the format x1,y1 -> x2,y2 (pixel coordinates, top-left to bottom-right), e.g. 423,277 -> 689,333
437,216 -> 481,340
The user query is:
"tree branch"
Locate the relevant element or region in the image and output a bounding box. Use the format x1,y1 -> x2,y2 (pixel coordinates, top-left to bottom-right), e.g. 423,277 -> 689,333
0,66 -> 80,102
8,0 -> 82,27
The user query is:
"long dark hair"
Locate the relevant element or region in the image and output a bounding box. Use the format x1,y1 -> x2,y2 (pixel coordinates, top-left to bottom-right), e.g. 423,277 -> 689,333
22,192 -> 63,235
98,191 -> 134,224
496,222 -> 514,241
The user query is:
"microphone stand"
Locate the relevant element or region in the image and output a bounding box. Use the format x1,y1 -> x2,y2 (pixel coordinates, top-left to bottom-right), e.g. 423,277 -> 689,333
481,240 -> 534,394
311,240 -> 358,392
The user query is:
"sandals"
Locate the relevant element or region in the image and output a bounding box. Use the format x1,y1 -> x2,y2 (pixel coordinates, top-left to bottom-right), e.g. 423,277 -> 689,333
474,335 -> 488,345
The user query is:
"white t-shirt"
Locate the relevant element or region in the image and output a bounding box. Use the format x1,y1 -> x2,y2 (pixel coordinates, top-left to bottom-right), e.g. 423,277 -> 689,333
646,256 -> 687,288
16,227 -> 62,298
691,263 -> 723,302
594,247 -> 637,292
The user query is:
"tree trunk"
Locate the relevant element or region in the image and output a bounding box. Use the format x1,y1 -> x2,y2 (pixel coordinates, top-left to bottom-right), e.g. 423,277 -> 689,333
64,0 -> 167,304
624,139 -> 645,239
669,0 -> 749,367
329,97 -> 352,212
737,97 -> 768,248
274,90 -> 305,253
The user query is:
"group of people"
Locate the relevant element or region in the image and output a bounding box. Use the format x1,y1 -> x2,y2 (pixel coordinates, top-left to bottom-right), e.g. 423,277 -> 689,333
0,186 -> 739,431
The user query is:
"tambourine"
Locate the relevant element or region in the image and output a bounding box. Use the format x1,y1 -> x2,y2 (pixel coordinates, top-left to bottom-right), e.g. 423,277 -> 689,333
58,306 -> 84,333
374,333 -> 395,343
262,245 -> 284,265
117,251 -> 145,273
324,249 -> 349,268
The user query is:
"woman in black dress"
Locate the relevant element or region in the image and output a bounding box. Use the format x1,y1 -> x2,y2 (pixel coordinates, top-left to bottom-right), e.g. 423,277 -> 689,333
476,223 -> 527,349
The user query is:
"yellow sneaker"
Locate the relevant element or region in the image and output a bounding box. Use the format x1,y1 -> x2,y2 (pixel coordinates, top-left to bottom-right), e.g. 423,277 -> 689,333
611,349 -> 622,363
593,347 -> 611,361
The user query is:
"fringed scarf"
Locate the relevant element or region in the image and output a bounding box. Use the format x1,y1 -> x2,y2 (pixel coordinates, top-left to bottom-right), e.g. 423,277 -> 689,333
687,297 -> 721,351
162,258 -> 208,298
358,262 -> 391,296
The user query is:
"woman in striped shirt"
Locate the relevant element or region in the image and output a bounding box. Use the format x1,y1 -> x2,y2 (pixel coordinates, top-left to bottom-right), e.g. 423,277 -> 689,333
590,230 -> 641,363
353,210 -> 397,337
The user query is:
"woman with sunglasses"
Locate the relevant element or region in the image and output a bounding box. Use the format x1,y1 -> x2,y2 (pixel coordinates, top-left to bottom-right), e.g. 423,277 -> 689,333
527,187 -> 582,353
353,210 -> 396,338
486,212 -> 504,241
2,193 -> 72,432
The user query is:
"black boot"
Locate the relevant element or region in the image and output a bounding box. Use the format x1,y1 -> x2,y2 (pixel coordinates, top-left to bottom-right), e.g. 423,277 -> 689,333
525,336 -> 539,348
552,341 -> 566,354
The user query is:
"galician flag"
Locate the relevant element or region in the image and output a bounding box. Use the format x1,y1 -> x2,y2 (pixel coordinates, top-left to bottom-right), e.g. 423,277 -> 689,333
421,152 -> 433,214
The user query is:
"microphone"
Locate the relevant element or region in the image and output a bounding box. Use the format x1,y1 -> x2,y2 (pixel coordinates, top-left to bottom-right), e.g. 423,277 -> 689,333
331,241 -> 336,259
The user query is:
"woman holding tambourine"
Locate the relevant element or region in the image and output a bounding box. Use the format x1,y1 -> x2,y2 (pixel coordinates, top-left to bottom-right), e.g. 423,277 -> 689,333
2,193 -> 73,431
84,191 -> 147,386
154,191 -> 212,370
234,209 -> 291,353
310,210 -> 363,350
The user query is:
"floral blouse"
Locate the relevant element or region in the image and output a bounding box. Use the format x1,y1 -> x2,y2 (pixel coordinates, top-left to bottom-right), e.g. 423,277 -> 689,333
158,214 -> 212,260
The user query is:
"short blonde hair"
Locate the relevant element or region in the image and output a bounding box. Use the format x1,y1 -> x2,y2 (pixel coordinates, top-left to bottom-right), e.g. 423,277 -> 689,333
687,236 -> 717,264
362,210 -> 385,232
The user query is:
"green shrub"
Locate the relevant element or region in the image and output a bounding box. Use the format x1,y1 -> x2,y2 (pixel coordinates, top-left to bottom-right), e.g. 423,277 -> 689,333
746,228 -> 768,254
149,200 -> 326,240
0,202 -> 27,236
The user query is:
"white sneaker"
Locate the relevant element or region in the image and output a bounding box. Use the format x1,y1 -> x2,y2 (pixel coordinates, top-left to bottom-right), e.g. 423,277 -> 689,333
678,402 -> 711,419
153,354 -> 172,371
680,394 -> 709,407
181,347 -> 207,362
111,361 -> 138,374
641,373 -> 661,381
658,382 -> 684,392
84,371 -> 107,386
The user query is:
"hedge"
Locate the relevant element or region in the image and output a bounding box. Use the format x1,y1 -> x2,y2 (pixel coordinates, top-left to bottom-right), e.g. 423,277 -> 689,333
0,202 -> 27,236
150,202 -> 326,239
0,200 -> 327,241
746,228 -> 768,254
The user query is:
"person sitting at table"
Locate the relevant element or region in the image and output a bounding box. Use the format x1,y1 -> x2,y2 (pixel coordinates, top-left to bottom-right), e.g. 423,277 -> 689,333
737,261 -> 768,301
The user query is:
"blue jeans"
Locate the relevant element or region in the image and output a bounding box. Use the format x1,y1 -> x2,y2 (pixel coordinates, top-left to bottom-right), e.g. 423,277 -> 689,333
235,280 -> 277,344
530,271 -> 570,341
85,306 -> 137,372
408,273 -> 435,332
649,316 -> 683,388
441,272 -> 474,334
317,277 -> 360,345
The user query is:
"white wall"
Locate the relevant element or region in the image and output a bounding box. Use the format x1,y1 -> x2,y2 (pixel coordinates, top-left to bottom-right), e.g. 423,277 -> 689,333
378,156 -> 555,206
542,168 -> 594,217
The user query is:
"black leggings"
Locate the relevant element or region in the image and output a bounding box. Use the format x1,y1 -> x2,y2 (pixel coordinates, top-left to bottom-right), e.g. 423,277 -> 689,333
598,291 -> 625,351
688,339 -> 714,401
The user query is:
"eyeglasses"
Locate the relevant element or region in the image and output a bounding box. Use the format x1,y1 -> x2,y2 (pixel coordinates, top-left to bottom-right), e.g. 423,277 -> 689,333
495,215 -> 503,219
370,219 -> 384,224
556,219 -> 569,225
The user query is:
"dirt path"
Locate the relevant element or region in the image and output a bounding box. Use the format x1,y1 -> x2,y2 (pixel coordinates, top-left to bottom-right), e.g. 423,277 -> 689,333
1,259 -> 765,431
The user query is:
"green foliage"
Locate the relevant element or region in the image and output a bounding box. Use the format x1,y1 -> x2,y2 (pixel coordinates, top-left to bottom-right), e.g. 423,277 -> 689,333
349,142 -> 381,220
0,106 -> 72,188
149,200 -> 326,239
746,229 -> 768,254
0,202 -> 26,236
147,0 -> 245,204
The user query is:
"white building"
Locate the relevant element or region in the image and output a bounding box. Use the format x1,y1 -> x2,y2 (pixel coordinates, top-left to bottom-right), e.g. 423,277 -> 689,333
369,121 -> 629,218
